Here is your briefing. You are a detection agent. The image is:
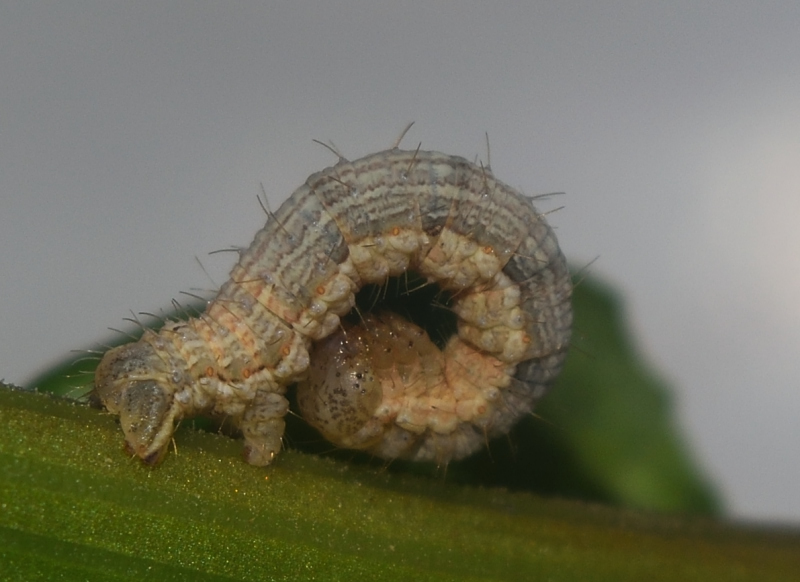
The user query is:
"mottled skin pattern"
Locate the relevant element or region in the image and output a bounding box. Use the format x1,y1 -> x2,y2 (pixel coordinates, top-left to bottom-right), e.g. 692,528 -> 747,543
94,147 -> 572,466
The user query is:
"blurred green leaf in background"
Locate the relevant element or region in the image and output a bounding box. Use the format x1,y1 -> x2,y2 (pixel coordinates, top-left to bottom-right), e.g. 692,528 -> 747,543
27,276 -> 720,514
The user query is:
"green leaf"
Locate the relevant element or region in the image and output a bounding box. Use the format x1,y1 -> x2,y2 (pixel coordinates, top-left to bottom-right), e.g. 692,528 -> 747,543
3,384 -> 800,581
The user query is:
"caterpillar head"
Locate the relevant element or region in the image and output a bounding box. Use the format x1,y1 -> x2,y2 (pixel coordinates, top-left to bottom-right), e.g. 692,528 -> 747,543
94,342 -> 179,466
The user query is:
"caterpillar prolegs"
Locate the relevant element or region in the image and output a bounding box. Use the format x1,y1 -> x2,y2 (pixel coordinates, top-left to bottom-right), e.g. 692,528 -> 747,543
94,141 -> 572,467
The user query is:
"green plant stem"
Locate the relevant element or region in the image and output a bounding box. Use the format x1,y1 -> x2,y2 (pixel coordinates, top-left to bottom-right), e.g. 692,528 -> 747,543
1,385 -> 798,581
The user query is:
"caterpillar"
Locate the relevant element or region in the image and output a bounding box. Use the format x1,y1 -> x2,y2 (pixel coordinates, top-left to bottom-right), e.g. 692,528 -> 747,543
94,132 -> 573,467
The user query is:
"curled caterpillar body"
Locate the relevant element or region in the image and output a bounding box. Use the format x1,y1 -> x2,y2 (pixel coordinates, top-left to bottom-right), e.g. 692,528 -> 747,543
94,146 -> 572,466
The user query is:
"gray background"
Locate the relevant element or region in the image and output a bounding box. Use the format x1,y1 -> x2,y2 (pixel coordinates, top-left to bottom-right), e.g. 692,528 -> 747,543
1,2 -> 798,524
